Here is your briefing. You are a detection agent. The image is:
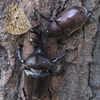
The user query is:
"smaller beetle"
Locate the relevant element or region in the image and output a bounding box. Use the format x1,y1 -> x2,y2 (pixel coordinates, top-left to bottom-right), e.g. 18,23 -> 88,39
18,33 -> 69,100
47,6 -> 87,37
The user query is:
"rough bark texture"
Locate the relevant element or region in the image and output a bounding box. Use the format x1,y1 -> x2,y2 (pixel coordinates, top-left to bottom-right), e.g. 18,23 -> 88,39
0,0 -> 100,100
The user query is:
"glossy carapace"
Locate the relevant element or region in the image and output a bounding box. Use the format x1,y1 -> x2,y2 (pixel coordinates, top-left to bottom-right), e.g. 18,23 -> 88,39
47,6 -> 87,37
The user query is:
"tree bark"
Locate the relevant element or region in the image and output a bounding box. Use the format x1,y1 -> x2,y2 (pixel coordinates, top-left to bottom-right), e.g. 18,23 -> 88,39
0,0 -> 100,100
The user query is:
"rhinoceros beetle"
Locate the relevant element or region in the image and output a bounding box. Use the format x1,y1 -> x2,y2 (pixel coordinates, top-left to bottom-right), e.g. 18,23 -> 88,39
18,33 -> 70,100
17,6 -> 87,99
46,6 -> 88,37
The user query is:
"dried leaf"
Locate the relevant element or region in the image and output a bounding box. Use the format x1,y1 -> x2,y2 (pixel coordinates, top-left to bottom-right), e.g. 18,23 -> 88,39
4,3 -> 32,35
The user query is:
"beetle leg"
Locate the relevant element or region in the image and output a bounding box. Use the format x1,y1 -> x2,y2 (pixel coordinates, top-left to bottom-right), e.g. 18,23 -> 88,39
18,44 -> 25,63
48,87 -> 53,99
29,23 -> 40,33
52,49 -> 69,63
34,8 -> 49,20
52,47 -> 77,63
87,11 -> 92,18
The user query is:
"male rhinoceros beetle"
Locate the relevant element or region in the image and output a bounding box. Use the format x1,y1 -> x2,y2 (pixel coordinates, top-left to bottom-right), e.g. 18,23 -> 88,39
47,6 -> 88,37
18,33 -> 69,100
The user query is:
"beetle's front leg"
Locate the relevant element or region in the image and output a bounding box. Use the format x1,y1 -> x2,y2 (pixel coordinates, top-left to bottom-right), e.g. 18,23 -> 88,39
50,47 -> 77,75
34,8 -> 50,20
18,44 -> 25,63
52,47 -> 77,63
49,50 -> 68,75
52,49 -> 69,63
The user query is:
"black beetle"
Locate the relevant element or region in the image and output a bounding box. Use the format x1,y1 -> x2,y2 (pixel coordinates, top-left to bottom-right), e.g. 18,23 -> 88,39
47,6 -> 87,37
18,33 -> 69,100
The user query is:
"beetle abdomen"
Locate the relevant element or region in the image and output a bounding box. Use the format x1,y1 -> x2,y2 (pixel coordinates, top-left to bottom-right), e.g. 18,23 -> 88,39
24,70 -> 50,100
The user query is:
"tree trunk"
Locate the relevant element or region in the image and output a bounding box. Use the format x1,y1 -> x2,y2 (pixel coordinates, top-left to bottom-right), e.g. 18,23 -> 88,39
0,0 -> 100,100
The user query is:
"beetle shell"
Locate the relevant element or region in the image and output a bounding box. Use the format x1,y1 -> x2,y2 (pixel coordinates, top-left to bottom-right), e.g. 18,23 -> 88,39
24,70 -> 50,100
47,6 -> 87,37
25,53 -> 51,70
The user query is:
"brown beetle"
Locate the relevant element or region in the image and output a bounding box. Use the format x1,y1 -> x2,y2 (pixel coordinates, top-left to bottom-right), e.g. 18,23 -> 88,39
47,6 -> 87,37
18,33 -> 69,100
